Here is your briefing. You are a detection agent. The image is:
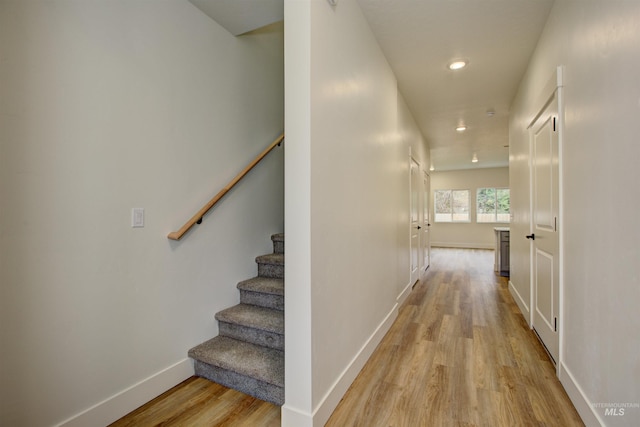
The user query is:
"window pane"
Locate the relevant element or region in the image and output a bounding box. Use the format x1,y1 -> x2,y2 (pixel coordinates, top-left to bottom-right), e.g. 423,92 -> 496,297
452,190 -> 469,222
477,188 -> 496,223
497,189 -> 510,214
434,190 -> 452,222
476,188 -> 496,222
496,188 -> 510,222
477,188 -> 496,214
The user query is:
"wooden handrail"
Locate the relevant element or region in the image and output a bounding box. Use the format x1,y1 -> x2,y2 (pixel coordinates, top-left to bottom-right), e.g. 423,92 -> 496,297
167,133 -> 284,241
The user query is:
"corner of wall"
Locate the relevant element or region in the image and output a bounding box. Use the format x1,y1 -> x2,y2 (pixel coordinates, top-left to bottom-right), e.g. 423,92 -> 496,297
282,304 -> 398,427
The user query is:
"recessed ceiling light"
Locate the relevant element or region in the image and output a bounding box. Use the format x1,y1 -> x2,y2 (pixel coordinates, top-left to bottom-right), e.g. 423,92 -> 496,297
472,154 -> 478,163
448,60 -> 468,70
456,125 -> 467,132
430,165 -> 435,171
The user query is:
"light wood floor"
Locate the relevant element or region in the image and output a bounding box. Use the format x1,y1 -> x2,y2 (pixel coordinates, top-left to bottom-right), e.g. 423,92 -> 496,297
110,248 -> 583,427
107,377 -> 281,427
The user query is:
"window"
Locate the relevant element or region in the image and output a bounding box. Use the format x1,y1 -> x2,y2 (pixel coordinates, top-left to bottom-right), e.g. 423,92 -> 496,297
434,189 -> 470,222
477,188 -> 510,223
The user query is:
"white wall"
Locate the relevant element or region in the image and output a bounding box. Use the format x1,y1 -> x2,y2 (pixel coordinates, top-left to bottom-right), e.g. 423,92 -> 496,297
430,167 -> 509,249
0,2 -> 284,426
509,1 -> 640,425
283,0 -> 429,425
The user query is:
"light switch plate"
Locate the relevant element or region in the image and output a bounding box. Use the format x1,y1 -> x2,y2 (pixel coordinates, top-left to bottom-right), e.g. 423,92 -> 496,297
132,208 -> 144,228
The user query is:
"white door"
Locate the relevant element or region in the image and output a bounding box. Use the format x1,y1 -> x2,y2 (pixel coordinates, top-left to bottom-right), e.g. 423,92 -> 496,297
410,158 -> 421,285
530,91 -> 560,364
422,171 -> 431,271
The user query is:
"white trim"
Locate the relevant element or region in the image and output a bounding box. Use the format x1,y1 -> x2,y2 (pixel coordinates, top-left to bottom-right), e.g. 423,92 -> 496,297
527,108 -> 535,328
409,152 -> 421,286
431,242 -> 494,250
397,279 -> 415,306
556,65 -> 565,378
281,405 -> 314,427
559,362 -> 602,426
56,359 -> 194,427
282,304 -> 398,427
508,280 -> 530,325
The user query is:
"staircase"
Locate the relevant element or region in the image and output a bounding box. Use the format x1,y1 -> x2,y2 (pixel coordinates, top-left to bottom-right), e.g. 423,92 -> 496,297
188,233 -> 285,405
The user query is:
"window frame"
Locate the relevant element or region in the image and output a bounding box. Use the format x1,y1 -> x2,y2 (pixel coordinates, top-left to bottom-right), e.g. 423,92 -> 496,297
476,187 -> 510,223
434,189 -> 470,223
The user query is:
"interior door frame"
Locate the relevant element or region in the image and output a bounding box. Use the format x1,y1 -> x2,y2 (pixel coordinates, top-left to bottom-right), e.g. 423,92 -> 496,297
409,153 -> 421,286
422,170 -> 431,272
527,66 -> 564,374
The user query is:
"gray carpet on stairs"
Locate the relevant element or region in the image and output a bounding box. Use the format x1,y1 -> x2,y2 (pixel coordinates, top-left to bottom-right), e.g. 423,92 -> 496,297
216,304 -> 284,333
189,336 -> 284,387
216,304 -> 284,350
237,277 -> 284,311
189,336 -> 284,405
256,253 -> 284,279
188,233 -> 285,406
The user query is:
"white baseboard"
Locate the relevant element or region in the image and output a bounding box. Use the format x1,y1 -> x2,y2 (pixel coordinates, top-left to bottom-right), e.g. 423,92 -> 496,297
508,280 -> 530,325
281,405 -> 314,427
56,359 -> 194,427
431,242 -> 494,249
397,280 -> 414,306
281,304 -> 398,427
559,362 -> 603,426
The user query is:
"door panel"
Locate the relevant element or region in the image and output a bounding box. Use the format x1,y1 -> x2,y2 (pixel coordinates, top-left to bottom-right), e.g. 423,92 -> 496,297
410,158 -> 420,285
530,92 -> 560,364
534,120 -> 555,231
535,248 -> 555,331
422,172 -> 431,271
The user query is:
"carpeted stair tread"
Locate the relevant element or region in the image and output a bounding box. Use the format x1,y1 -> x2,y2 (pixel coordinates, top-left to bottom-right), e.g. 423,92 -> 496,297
256,253 -> 284,265
256,253 -> 284,279
216,304 -> 283,334
189,336 -> 284,387
238,277 -> 284,311
271,233 -> 284,254
237,277 -> 284,296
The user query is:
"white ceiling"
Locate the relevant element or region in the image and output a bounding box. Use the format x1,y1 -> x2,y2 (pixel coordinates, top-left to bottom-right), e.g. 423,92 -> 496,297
358,0 -> 555,171
188,0 -> 283,35
189,0 -> 555,171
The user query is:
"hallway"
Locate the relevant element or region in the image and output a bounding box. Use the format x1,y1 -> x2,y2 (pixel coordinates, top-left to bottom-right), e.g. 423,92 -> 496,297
111,248 -> 583,426
325,248 -> 583,426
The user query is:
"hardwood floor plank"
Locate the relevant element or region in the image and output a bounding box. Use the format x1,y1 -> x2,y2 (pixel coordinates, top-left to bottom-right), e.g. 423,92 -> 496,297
108,377 -> 280,427
434,313 -> 461,367
421,364 -> 452,427
448,337 -> 478,425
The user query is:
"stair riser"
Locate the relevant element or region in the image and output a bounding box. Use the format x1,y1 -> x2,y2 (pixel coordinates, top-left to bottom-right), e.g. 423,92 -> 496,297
240,290 -> 284,311
194,360 -> 284,406
273,240 -> 284,255
258,263 -> 284,279
218,322 -> 284,351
